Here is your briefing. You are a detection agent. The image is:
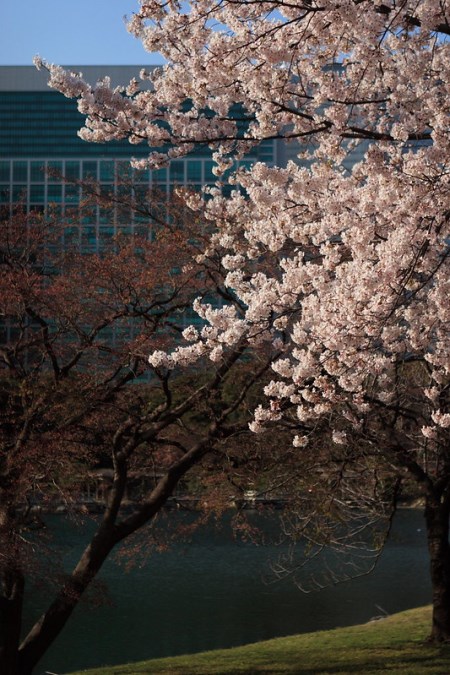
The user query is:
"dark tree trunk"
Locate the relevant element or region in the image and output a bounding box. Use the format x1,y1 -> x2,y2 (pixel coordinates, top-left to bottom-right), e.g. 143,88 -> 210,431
0,492 -> 25,675
424,493 -> 450,642
17,526 -> 118,675
0,563 -> 25,675
17,441 -> 210,674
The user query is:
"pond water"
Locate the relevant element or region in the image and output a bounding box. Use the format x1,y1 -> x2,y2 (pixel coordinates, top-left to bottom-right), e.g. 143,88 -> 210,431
25,508 -> 430,674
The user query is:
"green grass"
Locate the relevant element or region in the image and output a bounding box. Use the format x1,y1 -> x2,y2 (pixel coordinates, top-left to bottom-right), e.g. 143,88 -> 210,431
68,605 -> 450,674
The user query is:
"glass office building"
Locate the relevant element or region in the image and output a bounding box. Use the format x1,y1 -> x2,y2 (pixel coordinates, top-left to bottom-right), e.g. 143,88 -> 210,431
0,66 -> 367,356
0,65 -> 285,349
0,66 -> 281,251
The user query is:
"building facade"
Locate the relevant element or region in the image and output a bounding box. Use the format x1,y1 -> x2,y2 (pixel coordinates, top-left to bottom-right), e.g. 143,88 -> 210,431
0,65 -> 369,361
0,65 -> 282,251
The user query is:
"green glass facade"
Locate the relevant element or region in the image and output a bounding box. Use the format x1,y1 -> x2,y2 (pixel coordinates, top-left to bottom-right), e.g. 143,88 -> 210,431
0,68 -> 277,249
0,66 -> 280,350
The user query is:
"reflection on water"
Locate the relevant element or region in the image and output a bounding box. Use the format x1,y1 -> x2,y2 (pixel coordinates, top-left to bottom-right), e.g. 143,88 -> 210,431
25,509 -> 430,674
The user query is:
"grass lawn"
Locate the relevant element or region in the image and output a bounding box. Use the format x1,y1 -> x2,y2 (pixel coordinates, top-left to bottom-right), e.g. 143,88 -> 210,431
68,605 -> 450,674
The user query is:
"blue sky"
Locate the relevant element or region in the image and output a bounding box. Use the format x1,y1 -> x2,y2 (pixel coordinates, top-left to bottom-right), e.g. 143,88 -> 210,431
0,0 -> 164,65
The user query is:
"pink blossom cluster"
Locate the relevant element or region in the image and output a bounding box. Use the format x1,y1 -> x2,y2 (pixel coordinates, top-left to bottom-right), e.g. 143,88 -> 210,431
40,0 -> 450,445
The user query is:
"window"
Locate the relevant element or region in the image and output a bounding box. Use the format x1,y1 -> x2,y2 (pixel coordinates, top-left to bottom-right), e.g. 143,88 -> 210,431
170,161 -> 185,183
13,161 -> 28,182
0,161 -> 10,182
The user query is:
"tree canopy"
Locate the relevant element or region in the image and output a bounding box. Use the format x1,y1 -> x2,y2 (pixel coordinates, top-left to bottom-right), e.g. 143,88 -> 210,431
37,0 -> 450,642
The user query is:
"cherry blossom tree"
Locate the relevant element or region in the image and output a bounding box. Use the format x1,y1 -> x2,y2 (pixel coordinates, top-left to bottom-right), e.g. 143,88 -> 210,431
37,0 -> 450,644
0,201 -> 287,675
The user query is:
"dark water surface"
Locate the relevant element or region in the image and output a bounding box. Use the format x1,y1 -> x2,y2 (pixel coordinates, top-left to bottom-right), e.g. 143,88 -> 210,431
26,509 -> 430,674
